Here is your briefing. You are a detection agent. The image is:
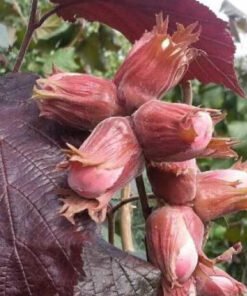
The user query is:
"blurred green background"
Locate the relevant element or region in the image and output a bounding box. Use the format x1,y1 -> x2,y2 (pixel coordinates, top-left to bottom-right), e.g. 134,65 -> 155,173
1,0 -> 247,283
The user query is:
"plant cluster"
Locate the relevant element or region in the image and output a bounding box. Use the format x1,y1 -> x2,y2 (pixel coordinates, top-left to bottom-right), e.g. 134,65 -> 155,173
33,12 -> 247,295
2,0 -> 247,295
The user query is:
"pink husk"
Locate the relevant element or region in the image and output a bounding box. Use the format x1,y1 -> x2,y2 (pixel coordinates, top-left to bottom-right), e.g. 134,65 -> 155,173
146,206 -> 204,286
33,73 -> 124,130
195,261 -> 247,296
194,168 -> 247,222
132,100 -> 217,162
61,117 -> 144,223
147,159 -> 198,205
114,14 -> 201,114
161,278 -> 196,296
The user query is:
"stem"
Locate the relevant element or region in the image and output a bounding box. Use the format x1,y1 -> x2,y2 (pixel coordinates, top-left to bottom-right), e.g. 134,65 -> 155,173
107,212 -> 115,245
181,80 -> 193,105
13,2 -> 58,72
203,222 -> 211,248
135,175 -> 152,261
120,185 -> 134,252
135,175 -> 151,221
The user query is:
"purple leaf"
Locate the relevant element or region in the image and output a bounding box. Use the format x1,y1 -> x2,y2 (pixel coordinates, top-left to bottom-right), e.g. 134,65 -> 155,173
0,73 -> 160,296
76,239 -> 160,296
50,0 -> 245,97
0,73 -> 86,296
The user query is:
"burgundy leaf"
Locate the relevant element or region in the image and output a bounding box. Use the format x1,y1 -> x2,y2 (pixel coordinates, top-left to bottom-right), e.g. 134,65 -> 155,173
76,239 -> 161,296
0,74 -> 86,296
50,0 -> 245,97
0,73 -> 160,296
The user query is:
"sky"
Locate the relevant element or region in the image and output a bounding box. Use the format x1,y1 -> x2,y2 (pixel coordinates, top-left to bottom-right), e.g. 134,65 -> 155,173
197,0 -> 247,57
198,0 -> 247,17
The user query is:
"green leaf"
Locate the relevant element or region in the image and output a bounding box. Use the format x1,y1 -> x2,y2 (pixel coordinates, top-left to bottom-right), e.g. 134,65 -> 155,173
35,14 -> 69,40
228,121 -> 247,139
225,224 -> 246,243
228,121 -> 247,158
42,47 -> 79,74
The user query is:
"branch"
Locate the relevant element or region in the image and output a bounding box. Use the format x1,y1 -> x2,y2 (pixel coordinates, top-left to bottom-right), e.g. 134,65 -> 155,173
135,175 -> 151,221
181,80 -> 193,105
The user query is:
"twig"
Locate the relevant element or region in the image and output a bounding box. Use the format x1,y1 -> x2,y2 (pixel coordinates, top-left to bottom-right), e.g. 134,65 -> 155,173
108,194 -> 155,216
13,2 -> 58,72
106,194 -> 154,245
135,175 -> 151,221
120,185 -> 134,252
35,6 -> 59,28
181,80 -> 193,105
68,26 -> 84,47
110,197 -> 139,215
107,196 -> 138,246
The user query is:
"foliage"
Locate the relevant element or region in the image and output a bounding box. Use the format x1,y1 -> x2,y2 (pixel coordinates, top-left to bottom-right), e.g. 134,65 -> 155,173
0,1 -> 130,77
